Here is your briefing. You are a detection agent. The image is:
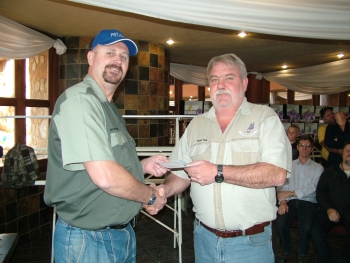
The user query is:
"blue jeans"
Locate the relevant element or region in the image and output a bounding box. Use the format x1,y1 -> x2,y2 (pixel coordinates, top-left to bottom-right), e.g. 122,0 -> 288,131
54,217 -> 136,263
275,199 -> 317,257
194,219 -> 274,263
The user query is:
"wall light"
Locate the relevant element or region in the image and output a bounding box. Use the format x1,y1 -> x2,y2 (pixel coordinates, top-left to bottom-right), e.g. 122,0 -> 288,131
166,39 -> 175,45
337,53 -> 344,58
237,31 -> 247,38
282,65 -> 288,69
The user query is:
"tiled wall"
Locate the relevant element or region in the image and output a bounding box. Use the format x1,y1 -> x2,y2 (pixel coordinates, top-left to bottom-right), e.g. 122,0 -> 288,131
59,36 -> 171,146
0,173 -> 53,246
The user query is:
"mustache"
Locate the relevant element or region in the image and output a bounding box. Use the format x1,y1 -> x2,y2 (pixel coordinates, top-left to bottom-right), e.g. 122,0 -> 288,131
106,64 -> 123,73
215,90 -> 232,95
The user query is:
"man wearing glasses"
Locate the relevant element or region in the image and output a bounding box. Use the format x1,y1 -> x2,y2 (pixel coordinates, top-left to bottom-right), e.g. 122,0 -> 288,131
317,107 -> 335,168
276,135 -> 324,263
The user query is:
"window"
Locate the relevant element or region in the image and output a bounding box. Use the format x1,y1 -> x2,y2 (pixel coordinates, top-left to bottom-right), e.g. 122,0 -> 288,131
0,48 -> 59,161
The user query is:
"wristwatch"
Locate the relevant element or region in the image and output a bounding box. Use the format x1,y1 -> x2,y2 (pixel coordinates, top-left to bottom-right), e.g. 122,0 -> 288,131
147,189 -> 156,205
215,164 -> 224,183
290,190 -> 295,197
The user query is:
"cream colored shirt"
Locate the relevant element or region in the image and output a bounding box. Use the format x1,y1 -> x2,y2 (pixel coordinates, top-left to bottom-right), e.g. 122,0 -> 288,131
171,98 -> 292,230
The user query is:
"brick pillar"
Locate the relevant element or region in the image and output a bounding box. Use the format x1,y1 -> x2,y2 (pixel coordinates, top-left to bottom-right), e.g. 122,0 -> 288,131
287,90 -> 295,104
246,74 -> 270,103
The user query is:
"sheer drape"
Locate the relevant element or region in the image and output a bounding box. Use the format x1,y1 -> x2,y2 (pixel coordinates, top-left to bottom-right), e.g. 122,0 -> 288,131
261,59 -> 350,95
170,60 -> 350,95
0,15 -> 66,59
70,0 -> 350,94
70,0 -> 350,40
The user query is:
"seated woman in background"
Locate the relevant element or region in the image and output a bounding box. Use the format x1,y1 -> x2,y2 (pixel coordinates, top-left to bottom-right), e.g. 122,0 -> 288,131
287,124 -> 300,160
325,111 -> 350,167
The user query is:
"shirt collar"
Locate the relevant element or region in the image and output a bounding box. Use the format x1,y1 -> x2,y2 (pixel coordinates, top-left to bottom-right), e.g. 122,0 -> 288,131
296,157 -> 311,165
83,74 -> 108,103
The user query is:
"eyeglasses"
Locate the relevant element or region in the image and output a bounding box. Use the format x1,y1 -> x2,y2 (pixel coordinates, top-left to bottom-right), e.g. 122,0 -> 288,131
298,144 -> 312,148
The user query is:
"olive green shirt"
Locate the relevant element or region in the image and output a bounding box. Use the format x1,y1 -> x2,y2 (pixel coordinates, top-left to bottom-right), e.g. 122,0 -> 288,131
44,75 -> 143,230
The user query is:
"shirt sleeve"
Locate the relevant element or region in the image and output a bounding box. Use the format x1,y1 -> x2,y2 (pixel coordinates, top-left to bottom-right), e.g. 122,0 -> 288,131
295,163 -> 324,199
259,114 -> 292,177
56,92 -> 115,171
169,128 -> 192,180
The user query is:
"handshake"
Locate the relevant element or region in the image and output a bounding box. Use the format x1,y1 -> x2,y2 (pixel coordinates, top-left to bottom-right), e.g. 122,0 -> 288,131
143,183 -> 167,215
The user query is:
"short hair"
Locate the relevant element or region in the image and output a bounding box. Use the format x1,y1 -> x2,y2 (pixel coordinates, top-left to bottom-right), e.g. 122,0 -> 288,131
320,106 -> 333,118
207,53 -> 247,82
297,134 -> 314,147
342,140 -> 350,150
288,124 -> 300,134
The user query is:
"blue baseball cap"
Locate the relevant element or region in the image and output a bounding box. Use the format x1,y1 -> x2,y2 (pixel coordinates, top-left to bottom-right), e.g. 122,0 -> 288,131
91,29 -> 138,56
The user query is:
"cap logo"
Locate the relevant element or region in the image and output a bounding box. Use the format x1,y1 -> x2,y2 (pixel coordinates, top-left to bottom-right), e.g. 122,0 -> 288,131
111,32 -> 124,38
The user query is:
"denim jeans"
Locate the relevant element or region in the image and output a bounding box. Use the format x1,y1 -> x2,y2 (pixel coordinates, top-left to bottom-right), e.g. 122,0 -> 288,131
193,219 -> 274,263
275,199 -> 317,257
54,217 -> 136,263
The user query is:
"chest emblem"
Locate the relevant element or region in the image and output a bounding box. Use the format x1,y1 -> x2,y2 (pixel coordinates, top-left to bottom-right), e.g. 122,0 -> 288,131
239,122 -> 258,136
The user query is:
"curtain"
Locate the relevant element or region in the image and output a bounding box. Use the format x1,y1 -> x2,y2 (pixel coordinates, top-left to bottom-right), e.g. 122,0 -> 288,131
261,59 -> 350,95
170,63 -> 208,86
0,15 -> 66,59
70,0 -> 350,94
70,0 -> 350,40
170,60 -> 350,95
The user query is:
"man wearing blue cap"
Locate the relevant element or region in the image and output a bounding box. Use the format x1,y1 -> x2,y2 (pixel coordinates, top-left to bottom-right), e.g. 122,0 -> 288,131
44,29 -> 168,263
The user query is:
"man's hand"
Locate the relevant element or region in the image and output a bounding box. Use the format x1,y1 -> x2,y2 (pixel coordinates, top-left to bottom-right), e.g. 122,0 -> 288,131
278,203 -> 289,215
143,183 -> 167,215
277,191 -> 293,201
141,155 -> 169,177
184,160 -> 213,185
327,208 -> 340,223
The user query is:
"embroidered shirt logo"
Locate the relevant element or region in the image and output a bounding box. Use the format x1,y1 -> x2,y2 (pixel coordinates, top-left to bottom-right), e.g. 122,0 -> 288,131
239,122 -> 257,136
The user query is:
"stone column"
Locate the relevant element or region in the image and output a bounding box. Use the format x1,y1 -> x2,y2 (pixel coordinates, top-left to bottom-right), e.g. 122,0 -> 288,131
246,74 -> 270,104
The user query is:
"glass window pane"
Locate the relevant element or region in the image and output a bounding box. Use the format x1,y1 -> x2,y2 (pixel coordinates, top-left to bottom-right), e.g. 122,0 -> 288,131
0,59 -> 15,98
26,107 -> 49,158
26,51 -> 49,100
0,106 -> 15,154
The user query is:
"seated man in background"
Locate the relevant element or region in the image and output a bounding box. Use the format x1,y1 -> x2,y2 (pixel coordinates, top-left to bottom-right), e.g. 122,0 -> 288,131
317,106 -> 335,168
276,135 -> 324,263
312,141 -> 350,263
287,124 -> 301,160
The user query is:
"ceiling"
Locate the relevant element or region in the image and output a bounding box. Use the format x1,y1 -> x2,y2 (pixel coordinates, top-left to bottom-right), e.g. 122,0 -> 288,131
1,0 -> 350,76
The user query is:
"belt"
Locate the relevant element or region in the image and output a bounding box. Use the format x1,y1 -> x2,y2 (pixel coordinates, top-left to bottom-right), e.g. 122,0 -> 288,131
107,217 -> 137,230
199,220 -> 270,238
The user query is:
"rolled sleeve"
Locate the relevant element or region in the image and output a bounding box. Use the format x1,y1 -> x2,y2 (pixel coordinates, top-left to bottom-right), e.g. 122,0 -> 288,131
259,115 -> 292,177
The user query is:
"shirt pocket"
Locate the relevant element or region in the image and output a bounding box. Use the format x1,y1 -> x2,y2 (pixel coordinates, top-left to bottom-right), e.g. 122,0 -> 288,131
110,131 -> 128,147
189,142 -> 211,161
230,138 -> 260,165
